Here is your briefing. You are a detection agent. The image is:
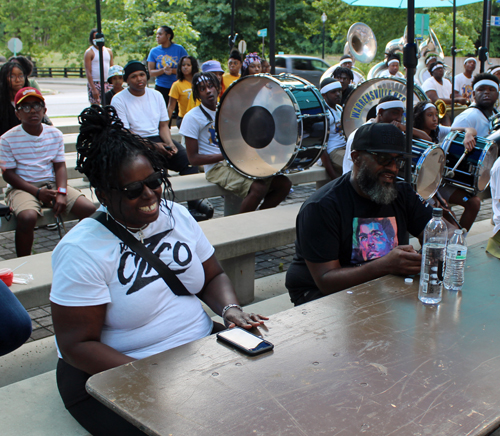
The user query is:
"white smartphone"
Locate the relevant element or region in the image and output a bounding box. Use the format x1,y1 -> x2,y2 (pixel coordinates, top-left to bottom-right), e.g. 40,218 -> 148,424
217,327 -> 274,356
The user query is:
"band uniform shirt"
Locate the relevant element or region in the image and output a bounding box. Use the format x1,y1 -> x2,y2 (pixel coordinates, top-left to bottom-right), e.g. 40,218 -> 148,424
50,200 -> 214,360
0,124 -> 65,183
179,104 -> 220,172
325,104 -> 346,154
422,76 -> 453,100
451,107 -> 491,138
286,174 -> 432,300
147,44 -> 188,90
111,87 -> 169,138
454,73 -> 473,100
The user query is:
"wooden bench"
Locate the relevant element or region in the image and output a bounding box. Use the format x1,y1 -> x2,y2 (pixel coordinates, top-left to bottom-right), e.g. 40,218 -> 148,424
0,168 -> 329,233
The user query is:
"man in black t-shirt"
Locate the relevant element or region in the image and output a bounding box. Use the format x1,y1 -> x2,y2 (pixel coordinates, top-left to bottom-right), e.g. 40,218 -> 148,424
286,123 -> 434,306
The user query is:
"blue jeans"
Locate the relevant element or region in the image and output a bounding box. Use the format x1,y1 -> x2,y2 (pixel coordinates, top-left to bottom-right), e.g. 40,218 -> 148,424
0,280 -> 32,356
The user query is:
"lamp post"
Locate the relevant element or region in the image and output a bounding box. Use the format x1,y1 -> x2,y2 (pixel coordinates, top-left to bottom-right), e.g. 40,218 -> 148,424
321,13 -> 327,59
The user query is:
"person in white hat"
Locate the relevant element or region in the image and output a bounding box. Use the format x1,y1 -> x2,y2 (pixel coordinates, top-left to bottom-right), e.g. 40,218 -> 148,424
104,65 -> 124,105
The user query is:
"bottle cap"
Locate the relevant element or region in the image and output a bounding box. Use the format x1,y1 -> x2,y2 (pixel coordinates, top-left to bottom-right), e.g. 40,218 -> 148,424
432,208 -> 443,217
404,278 -> 413,284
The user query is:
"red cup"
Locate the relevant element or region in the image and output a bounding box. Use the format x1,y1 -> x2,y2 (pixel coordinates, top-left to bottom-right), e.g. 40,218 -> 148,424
0,268 -> 14,287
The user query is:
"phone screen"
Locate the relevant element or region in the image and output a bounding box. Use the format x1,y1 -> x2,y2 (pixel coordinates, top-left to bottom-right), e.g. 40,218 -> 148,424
217,328 -> 273,355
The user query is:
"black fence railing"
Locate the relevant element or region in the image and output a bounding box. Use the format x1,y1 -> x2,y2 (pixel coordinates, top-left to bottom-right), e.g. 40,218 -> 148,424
32,67 -> 85,78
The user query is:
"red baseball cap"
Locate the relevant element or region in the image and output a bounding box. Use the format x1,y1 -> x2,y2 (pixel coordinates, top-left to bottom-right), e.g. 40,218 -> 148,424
14,87 -> 44,106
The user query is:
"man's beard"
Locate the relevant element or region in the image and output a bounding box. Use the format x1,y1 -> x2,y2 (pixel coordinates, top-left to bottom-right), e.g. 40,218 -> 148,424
357,161 -> 398,205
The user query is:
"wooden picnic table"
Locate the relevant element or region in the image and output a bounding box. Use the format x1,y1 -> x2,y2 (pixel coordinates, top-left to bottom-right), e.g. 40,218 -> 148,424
87,240 -> 500,436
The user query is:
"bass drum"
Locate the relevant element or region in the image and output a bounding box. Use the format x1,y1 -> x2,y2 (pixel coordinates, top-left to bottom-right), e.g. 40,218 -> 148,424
442,131 -> 499,194
342,78 -> 427,139
404,139 -> 445,200
215,74 -> 328,179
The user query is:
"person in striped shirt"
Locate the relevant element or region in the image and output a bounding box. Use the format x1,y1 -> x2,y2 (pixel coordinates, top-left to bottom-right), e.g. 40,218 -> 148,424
0,87 -> 96,256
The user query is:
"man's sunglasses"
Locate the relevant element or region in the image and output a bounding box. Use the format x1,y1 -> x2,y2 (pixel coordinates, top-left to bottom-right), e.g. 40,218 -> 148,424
17,102 -> 45,113
115,171 -> 164,199
365,151 -> 406,169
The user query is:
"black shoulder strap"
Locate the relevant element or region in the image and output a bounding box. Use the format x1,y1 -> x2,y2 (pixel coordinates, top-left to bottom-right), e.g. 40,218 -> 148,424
199,105 -> 214,125
469,104 -> 498,121
92,211 -> 191,297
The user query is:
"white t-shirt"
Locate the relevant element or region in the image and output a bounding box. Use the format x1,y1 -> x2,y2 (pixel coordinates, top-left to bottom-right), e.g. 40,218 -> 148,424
422,76 -> 453,100
452,107 -> 490,138
0,124 -> 65,183
325,104 -> 346,154
454,73 -> 473,100
342,119 -> 375,174
490,157 -> 500,235
179,104 -> 220,172
420,70 -> 431,85
111,88 -> 169,138
50,201 -> 214,360
379,70 -> 404,79
437,125 -> 452,144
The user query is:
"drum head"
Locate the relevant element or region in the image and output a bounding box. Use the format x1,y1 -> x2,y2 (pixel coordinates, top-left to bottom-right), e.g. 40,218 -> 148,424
342,78 -> 427,139
415,145 -> 445,200
478,142 -> 498,191
216,74 -> 325,178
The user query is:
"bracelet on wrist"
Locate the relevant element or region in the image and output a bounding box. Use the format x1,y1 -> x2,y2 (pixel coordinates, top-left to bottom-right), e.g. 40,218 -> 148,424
35,188 -> 41,200
221,304 -> 242,319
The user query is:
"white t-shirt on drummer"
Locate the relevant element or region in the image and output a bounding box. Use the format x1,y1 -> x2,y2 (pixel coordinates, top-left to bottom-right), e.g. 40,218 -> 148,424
50,201 -> 214,360
452,107 -> 490,138
422,77 -> 452,100
342,118 -> 376,174
325,104 -> 346,154
379,70 -> 404,79
454,73 -> 473,100
490,157 -> 500,235
180,104 -> 220,173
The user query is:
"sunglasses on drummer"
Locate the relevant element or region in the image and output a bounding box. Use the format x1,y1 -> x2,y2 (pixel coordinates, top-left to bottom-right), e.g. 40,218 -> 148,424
365,151 -> 406,169
115,171 -> 165,199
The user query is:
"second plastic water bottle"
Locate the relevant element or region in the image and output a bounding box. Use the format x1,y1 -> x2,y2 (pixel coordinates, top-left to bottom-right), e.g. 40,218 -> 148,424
444,229 -> 467,291
418,208 -> 448,304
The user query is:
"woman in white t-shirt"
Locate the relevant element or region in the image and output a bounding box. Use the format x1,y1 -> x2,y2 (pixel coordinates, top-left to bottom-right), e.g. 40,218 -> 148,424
413,101 -> 479,231
50,105 -> 267,436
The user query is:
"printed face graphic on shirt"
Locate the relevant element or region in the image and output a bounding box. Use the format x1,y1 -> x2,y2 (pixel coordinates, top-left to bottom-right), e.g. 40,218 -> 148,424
118,230 -> 192,295
351,217 -> 398,263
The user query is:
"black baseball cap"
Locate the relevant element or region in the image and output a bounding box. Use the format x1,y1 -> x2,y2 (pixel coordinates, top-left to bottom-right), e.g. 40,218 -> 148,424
353,123 -> 411,156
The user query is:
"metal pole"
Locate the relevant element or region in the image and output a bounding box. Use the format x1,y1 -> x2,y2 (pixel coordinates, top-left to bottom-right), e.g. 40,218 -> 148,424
270,0 -> 276,74
95,0 -> 105,106
451,0 -> 456,120
230,0 -> 236,53
404,0 -> 417,185
479,0 -> 492,72
322,21 -> 325,59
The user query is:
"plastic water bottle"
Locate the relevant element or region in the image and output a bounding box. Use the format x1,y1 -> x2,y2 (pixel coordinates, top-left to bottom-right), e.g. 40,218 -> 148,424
418,208 -> 448,304
444,229 -> 467,291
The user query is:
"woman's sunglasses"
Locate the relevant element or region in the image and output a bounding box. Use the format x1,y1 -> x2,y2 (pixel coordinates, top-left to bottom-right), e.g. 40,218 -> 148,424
116,170 -> 164,199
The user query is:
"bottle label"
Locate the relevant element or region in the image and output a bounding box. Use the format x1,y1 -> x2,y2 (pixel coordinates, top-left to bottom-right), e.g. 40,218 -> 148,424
447,246 -> 467,260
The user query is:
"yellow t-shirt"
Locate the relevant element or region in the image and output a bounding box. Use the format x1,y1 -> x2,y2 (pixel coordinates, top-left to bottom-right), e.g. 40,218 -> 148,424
168,79 -> 192,118
222,73 -> 240,93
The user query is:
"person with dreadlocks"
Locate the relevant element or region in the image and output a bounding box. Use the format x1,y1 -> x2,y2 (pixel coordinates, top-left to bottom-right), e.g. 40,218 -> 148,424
50,105 -> 267,436
181,72 -> 292,213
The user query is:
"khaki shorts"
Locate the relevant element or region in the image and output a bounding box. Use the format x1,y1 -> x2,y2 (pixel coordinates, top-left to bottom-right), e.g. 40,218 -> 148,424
6,182 -> 84,217
328,147 -> 346,173
206,161 -> 262,198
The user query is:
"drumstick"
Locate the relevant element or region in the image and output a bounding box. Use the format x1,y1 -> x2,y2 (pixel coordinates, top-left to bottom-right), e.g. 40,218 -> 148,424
445,150 -> 469,178
434,192 -> 463,229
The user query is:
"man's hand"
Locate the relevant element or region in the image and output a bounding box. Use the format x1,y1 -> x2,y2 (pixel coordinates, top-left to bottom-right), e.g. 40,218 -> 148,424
52,193 -> 67,217
463,132 -> 476,152
391,120 -> 406,132
157,142 -> 177,157
38,187 -> 57,205
383,245 -> 422,276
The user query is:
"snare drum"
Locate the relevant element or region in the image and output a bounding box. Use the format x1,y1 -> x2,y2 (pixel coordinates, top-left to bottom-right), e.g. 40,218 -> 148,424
441,131 -> 499,194
406,139 -> 445,200
215,74 -> 328,178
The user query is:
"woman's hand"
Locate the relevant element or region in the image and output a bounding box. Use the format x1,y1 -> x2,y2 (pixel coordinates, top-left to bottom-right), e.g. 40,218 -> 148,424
163,66 -> 172,76
223,307 -> 269,329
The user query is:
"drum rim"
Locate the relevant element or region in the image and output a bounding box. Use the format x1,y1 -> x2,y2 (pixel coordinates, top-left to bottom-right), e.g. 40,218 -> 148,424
215,73 -> 328,178
413,144 -> 445,200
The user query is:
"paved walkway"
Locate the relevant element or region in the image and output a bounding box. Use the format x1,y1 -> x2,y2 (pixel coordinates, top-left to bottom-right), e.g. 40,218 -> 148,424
3,182 -> 493,342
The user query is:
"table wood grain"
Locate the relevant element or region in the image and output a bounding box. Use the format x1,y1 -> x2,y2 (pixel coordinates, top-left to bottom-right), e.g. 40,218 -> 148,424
87,241 -> 500,436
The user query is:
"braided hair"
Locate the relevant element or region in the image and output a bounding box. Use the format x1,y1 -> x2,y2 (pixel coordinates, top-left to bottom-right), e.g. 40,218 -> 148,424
76,105 -> 173,202
191,72 -> 221,103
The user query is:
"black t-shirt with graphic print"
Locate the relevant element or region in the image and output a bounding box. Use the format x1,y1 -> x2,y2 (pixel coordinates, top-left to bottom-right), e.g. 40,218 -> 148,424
286,173 -> 432,303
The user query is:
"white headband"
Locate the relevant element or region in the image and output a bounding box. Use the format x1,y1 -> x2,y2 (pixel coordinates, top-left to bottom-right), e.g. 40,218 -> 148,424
426,57 -> 437,65
432,64 -> 444,72
321,81 -> 342,94
340,58 -> 352,65
473,79 -> 499,91
463,57 -> 476,66
387,59 -> 399,66
424,102 -> 436,112
377,100 -> 405,113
